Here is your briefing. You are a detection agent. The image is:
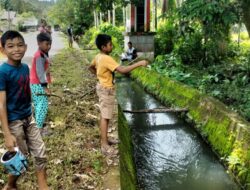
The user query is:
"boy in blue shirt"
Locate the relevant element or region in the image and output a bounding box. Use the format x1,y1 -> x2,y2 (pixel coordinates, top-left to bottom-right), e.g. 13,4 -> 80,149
0,31 -> 49,190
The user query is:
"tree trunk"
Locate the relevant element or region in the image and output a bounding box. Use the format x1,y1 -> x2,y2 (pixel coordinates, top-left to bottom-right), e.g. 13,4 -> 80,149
162,0 -> 176,14
162,0 -> 168,14
108,10 -> 111,23
94,11 -> 97,28
176,0 -> 180,7
96,12 -> 99,27
100,12 -> 103,25
123,6 -> 126,27
176,0 -> 181,7
242,2 -> 250,37
112,3 -> 116,26
154,0 -> 157,30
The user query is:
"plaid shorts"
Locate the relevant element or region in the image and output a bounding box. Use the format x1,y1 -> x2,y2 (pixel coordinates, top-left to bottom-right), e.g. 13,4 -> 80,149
96,83 -> 116,119
8,115 -> 47,170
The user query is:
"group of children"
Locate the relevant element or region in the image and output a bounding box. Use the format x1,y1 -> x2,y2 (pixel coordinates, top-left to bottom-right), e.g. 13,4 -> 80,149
0,30 -> 147,189
0,31 -> 51,189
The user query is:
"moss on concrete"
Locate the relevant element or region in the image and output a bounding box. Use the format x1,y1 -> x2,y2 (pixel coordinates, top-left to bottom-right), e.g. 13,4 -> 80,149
118,105 -> 137,190
131,67 -> 250,189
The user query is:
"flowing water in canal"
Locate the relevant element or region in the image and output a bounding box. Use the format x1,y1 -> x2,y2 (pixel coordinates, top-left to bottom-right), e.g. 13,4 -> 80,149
116,77 -> 239,190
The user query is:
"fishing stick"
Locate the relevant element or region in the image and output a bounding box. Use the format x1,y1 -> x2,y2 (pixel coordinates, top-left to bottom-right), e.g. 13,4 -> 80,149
123,108 -> 188,113
35,93 -> 62,100
126,52 -> 151,66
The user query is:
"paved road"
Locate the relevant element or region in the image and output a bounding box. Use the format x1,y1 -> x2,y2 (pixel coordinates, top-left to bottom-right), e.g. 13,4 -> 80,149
22,31 -> 67,66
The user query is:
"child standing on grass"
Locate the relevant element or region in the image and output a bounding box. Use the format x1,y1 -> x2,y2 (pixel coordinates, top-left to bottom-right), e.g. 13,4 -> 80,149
0,31 -> 49,190
30,32 -> 52,137
89,34 -> 148,156
67,24 -> 74,48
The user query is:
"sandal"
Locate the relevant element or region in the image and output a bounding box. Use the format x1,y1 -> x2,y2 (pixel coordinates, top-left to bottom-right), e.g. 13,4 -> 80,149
108,138 -> 120,145
101,145 -> 118,156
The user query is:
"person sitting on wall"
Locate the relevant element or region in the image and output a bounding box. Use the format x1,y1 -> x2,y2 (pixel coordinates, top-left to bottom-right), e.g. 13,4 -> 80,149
121,41 -> 137,62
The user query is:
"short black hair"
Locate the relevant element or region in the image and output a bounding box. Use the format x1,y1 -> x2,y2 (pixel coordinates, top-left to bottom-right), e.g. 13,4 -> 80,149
1,30 -> 25,47
128,41 -> 132,45
95,34 -> 112,50
37,32 -> 52,43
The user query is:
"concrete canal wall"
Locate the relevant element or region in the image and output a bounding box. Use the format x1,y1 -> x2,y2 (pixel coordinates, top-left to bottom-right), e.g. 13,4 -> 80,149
118,105 -> 137,190
128,67 -> 250,189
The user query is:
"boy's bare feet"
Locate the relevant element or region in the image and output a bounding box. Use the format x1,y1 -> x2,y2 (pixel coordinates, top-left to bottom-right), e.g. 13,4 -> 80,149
101,144 -> 118,156
39,127 -> 52,137
36,169 -> 49,190
2,185 -> 18,190
3,175 -> 19,190
108,138 -> 119,145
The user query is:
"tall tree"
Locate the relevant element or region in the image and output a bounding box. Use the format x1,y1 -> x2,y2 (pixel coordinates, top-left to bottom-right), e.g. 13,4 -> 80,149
0,0 -> 53,17
48,0 -> 95,34
240,0 -> 250,37
162,0 -> 176,14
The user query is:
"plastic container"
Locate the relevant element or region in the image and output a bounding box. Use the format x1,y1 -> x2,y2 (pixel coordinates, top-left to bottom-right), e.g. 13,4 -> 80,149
1,147 -> 28,176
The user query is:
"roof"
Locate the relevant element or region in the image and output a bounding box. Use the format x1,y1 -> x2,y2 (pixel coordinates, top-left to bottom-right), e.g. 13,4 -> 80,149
23,19 -> 38,27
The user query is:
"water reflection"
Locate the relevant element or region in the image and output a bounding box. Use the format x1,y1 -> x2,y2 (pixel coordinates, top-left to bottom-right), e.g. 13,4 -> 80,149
116,77 -> 239,190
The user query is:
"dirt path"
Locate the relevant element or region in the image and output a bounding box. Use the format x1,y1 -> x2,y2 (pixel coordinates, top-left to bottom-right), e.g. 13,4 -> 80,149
0,48 -> 120,190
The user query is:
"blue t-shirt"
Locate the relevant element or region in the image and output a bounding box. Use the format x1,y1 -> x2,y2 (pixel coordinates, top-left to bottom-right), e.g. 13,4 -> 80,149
0,62 -> 32,121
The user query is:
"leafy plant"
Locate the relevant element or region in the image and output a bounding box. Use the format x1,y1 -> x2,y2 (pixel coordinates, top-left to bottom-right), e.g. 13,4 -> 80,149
151,51 -> 250,121
79,23 -> 124,56
175,0 -> 239,66
227,142 -> 249,185
99,23 -> 124,56
78,27 -> 99,49
155,17 -> 177,56
176,31 -> 204,66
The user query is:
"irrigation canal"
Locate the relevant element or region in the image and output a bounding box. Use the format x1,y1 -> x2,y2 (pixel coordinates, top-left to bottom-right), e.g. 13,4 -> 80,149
116,77 -> 239,190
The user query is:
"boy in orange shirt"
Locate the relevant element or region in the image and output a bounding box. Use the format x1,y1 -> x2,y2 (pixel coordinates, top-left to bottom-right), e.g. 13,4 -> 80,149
89,34 -> 148,155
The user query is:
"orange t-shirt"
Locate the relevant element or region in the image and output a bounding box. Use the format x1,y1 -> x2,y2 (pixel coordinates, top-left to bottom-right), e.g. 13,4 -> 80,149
91,53 -> 119,88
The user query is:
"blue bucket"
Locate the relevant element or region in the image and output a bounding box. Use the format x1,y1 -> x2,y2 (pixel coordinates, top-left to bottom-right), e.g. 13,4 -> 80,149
1,147 -> 28,176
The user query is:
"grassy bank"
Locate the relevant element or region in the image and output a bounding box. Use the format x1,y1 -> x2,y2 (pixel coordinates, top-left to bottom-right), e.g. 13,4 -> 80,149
0,49 -> 115,189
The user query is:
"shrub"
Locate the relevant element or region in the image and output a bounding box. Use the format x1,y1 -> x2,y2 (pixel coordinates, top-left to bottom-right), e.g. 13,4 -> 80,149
155,19 -> 176,56
176,31 -> 203,66
79,23 -> 124,56
78,27 -> 98,49
99,23 -> 124,56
